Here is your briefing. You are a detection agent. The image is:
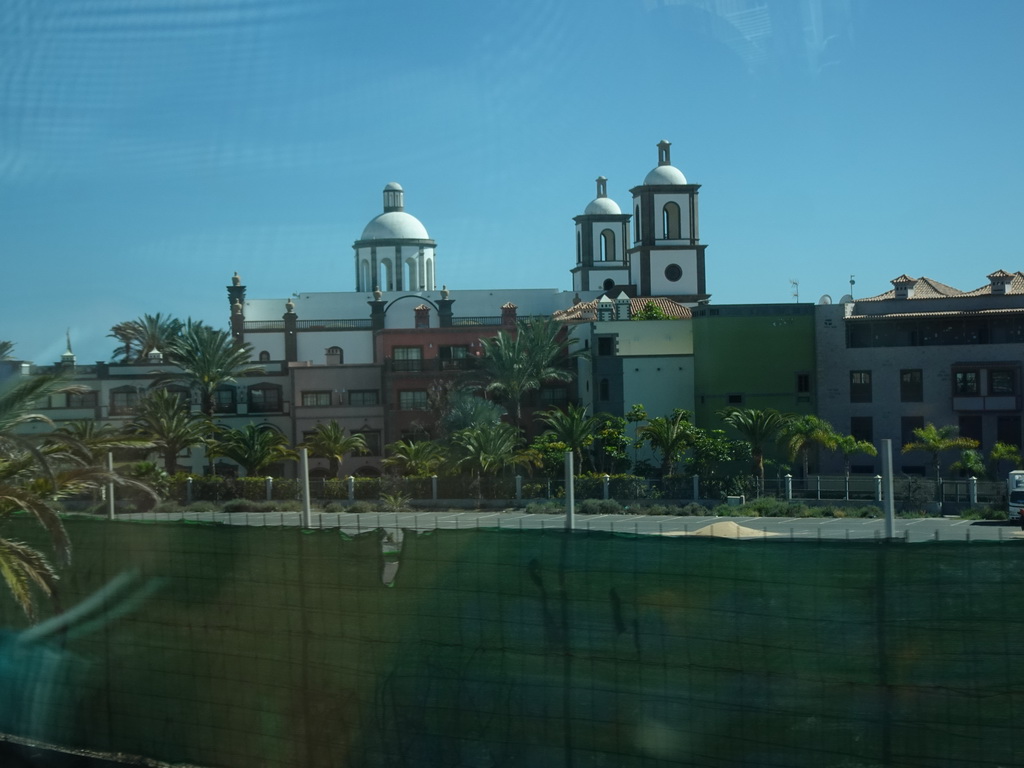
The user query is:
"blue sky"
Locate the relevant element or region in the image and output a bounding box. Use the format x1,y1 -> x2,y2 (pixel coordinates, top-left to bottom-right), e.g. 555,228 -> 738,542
3,0 -> 1023,364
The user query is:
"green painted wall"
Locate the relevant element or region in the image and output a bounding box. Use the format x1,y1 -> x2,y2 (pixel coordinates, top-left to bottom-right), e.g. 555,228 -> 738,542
692,304 -> 817,430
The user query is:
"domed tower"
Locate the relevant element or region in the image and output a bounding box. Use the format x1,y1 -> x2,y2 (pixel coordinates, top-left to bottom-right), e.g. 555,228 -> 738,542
626,140 -> 708,303
353,183 -> 437,292
572,177 -> 632,294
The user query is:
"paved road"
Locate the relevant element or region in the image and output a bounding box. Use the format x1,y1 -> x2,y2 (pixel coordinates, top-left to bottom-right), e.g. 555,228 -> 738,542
112,510 -> 1024,543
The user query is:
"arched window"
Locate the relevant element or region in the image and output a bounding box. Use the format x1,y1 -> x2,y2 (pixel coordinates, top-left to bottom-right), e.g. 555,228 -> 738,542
599,378 -> 610,401
426,259 -> 434,290
258,350 -> 270,362
360,259 -> 371,291
600,229 -> 615,261
602,278 -> 615,291
379,259 -> 393,292
405,255 -> 420,291
326,346 -> 343,364
633,205 -> 640,242
662,201 -> 681,239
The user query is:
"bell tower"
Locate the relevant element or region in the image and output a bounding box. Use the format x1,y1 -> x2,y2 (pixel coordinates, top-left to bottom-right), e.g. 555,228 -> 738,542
626,141 -> 708,303
571,177 -> 632,294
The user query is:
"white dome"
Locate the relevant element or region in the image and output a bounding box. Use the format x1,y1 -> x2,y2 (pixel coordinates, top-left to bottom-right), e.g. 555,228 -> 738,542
360,211 -> 430,240
584,197 -> 622,215
644,164 -> 687,185
384,181 -> 403,191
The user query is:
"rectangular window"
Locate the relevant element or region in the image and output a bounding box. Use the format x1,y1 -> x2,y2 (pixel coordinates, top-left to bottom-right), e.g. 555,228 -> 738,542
249,386 -> 281,413
399,390 -> 428,410
954,369 -> 979,395
597,337 -> 614,356
990,368 -> 1016,396
850,416 -> 873,444
900,369 -> 923,402
727,393 -> 744,405
301,391 -> 332,407
901,416 -> 924,448
795,373 -> 811,393
353,431 -> 382,456
997,415 -> 1021,447
348,390 -> 380,407
959,414 -> 983,445
439,345 -> 471,370
392,346 -> 423,372
110,390 -> 139,416
67,391 -> 98,409
539,387 -> 569,407
213,388 -> 236,413
850,371 -> 872,403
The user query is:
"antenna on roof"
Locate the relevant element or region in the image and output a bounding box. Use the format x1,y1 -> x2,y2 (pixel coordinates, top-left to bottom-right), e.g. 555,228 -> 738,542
849,274 -> 856,297
790,279 -> 799,302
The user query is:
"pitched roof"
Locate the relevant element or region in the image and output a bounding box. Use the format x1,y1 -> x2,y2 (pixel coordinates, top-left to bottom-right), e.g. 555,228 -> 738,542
552,296 -> 691,322
860,275 -> 964,301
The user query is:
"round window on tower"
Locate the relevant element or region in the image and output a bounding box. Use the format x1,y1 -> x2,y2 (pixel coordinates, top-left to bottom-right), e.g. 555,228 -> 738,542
664,264 -> 682,282
603,278 -> 615,290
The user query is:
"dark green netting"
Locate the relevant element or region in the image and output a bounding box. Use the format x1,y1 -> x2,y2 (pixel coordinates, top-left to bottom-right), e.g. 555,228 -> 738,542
1,517 -> 1023,767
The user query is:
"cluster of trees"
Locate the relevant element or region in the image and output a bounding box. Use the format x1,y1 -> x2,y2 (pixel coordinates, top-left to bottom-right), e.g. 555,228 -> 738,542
4,313 -> 1020,621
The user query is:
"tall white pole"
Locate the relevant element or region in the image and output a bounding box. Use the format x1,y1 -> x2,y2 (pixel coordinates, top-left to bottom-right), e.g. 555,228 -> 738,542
881,439 -> 895,539
300,448 -> 312,528
106,451 -> 115,520
564,451 -> 575,530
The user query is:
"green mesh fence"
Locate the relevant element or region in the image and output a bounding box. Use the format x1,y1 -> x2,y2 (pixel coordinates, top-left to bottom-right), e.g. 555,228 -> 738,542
1,517 -> 1023,767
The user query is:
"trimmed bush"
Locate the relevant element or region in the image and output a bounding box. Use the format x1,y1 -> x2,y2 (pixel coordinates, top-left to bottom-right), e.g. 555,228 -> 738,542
577,498 -> 624,515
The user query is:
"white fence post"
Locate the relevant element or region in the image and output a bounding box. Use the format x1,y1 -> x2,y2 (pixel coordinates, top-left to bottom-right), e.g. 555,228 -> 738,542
431,474 -> 438,501
347,475 -> 355,501
968,476 -> 978,508
784,474 -> 793,501
265,476 -> 273,501
602,474 -> 610,500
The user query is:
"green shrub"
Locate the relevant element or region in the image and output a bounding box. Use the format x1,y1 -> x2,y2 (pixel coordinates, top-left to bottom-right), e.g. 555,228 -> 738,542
577,498 -> 623,515
152,501 -> 184,515
525,501 -> 562,515
378,492 -> 411,514
222,498 -> 262,514
678,502 -> 710,516
185,501 -> 218,513
960,506 -> 1008,521
322,502 -> 347,514
348,501 -> 376,515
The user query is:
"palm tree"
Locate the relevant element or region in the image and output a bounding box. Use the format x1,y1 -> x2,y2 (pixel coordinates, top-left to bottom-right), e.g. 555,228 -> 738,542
832,434 -> 878,477
163,320 -> 263,419
208,424 -> 297,477
451,422 -> 530,480
128,389 -> 209,473
383,439 -> 446,477
536,404 -> 600,474
48,419 -> 152,466
989,441 -> 1022,478
0,340 -> 15,360
901,423 -> 979,480
785,415 -> 838,478
109,313 -> 184,363
301,421 -> 367,478
0,375 -> 142,619
719,407 -> 794,487
476,317 -> 580,432
636,409 -> 695,478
